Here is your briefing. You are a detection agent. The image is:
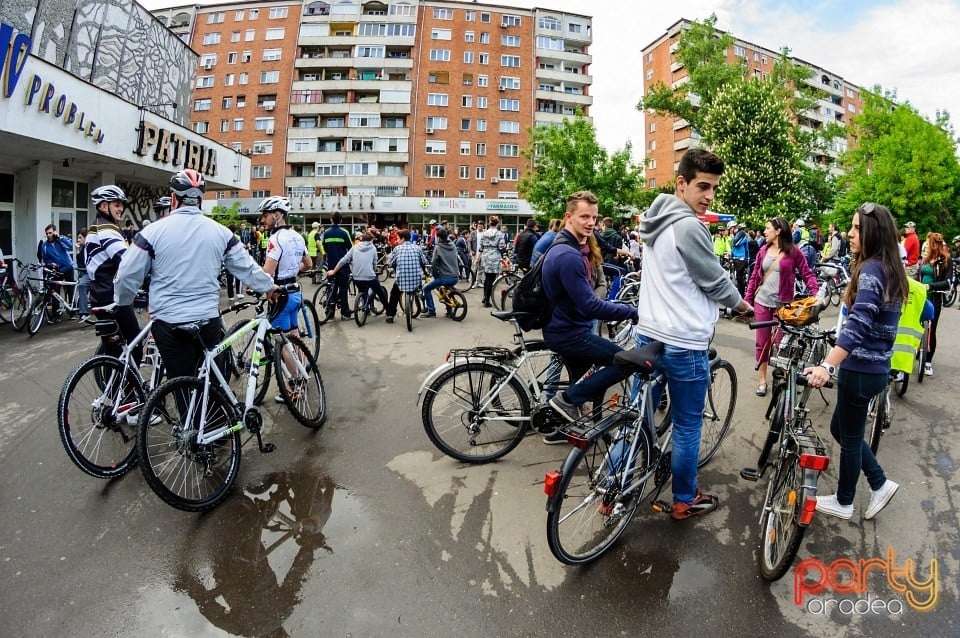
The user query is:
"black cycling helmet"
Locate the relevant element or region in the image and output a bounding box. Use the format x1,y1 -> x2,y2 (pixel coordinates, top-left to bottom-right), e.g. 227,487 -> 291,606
169,169 -> 205,201
91,185 -> 128,207
153,196 -> 171,215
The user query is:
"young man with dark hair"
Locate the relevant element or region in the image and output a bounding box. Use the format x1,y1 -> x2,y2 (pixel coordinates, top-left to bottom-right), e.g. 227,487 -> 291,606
513,218 -> 540,271
384,229 -> 428,323
634,148 -> 752,519
422,227 -> 460,317
321,212 -> 354,320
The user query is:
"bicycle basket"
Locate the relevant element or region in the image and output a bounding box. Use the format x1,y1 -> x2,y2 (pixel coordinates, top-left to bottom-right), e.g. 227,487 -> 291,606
778,297 -> 821,326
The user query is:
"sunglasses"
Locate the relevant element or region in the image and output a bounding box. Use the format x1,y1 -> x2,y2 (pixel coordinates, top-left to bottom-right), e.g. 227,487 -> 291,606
858,202 -> 877,217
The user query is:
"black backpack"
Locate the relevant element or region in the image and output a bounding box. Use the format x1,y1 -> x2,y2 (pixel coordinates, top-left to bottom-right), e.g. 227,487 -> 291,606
835,232 -> 848,258
511,235 -> 575,331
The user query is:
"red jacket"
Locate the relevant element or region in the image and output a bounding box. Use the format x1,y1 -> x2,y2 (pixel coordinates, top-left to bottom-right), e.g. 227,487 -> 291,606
745,243 -> 819,307
904,233 -> 920,266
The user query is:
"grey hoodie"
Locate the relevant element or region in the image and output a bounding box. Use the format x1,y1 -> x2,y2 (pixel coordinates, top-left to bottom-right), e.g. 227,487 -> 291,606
336,241 -> 378,280
432,240 -> 460,279
635,193 -> 743,349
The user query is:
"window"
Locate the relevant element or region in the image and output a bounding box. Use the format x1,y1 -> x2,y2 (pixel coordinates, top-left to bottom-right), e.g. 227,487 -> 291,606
260,71 -> 279,84
200,54 -> 217,67
463,72 -> 473,85
262,49 -> 282,61
222,74 -> 234,87
537,36 -> 563,51
194,98 -> 211,111
222,96 -> 232,109
237,95 -> 246,107
241,51 -> 251,63
202,33 -> 221,45
479,32 -> 490,44
762,55 -> 768,65
207,12 -> 224,24
431,28 -> 452,40
477,75 -> 489,87
245,29 -> 255,41
234,10 -> 244,21
848,103 -> 856,113
196,75 -> 214,88
254,117 -> 275,130
500,76 -> 520,90
429,49 -> 451,62
475,191 -> 485,199
269,7 -> 288,19
428,71 -> 450,84
499,121 -> 519,134
649,140 -> 656,150
463,51 -> 474,63
194,121 -> 209,133
462,95 -> 472,107
252,165 -> 272,179
477,96 -> 488,109
733,45 -> 746,58
753,52 -> 759,62
433,8 -> 453,20
323,117 -> 343,127
425,140 -> 447,154
239,72 -> 249,85
219,119 -> 229,132
501,55 -> 520,68
317,164 -> 345,176
257,94 -> 277,107
229,31 -> 241,42
465,31 -> 474,43
390,2 -> 415,16
460,118 -> 471,131
649,122 -> 656,133
465,10 -> 475,21
498,99 -> 520,111
291,140 -> 314,152
501,35 -> 520,47
251,190 -> 270,198
475,143 -> 486,156
502,15 -> 521,27
476,119 -> 487,131
475,166 -> 486,179
254,141 -> 273,154
233,118 -> 243,131
480,12 -> 490,23
460,190 -> 470,197
265,28 -> 285,40
350,139 -> 374,152
248,9 -> 258,19
424,190 -> 445,197
459,165 -> 469,179
350,113 -> 381,127
460,141 -> 470,155
539,16 -> 560,30
357,45 -> 385,57
498,144 -> 519,157
568,23 -> 583,34
427,93 -> 449,106
498,168 -> 519,181
479,53 -> 489,65
425,165 -> 446,178
648,158 -> 657,169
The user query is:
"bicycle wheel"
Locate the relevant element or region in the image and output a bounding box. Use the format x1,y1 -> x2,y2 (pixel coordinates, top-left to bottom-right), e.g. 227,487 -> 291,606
404,292 -> 414,332
58,355 -> 144,479
137,376 -> 241,512
312,283 -> 333,325
893,369 -> 909,397
421,362 -> 531,463
698,359 -> 737,467
446,290 -> 468,321
822,278 -> 840,307
10,286 -> 33,331
917,330 -> 928,384
546,420 -> 652,565
226,319 -> 272,406
943,285 -> 956,308
866,387 -> 887,455
354,291 -> 370,327
27,294 -> 47,336
274,335 -> 327,429
0,288 -> 10,324
758,451 -> 806,580
491,274 -> 519,311
298,300 -> 321,363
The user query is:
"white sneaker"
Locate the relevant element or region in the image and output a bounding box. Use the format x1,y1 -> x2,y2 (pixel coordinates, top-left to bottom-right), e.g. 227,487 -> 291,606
237,292 -> 245,299
126,411 -> 161,426
923,362 -> 933,377
864,480 -> 899,520
77,314 -> 89,323
815,494 -> 854,520
274,394 -> 285,404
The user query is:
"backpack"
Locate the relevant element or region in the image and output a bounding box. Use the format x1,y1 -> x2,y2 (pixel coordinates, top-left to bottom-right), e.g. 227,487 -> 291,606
835,232 -> 848,258
511,235 -> 575,331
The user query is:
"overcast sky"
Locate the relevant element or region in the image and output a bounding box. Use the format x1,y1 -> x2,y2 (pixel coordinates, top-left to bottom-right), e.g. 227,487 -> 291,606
140,0 -> 960,160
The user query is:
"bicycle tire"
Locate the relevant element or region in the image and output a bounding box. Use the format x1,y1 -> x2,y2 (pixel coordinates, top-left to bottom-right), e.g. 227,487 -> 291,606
917,330 -> 928,384
824,278 -> 840,307
894,369 -> 909,397
0,288 -> 10,323
137,376 -> 241,512
28,294 -> 47,336
10,286 -> 33,331
491,274 -> 519,311
421,362 -> 531,463
298,300 -> 321,364
58,355 -> 144,479
226,319 -> 272,406
758,452 -> 806,580
404,292 -> 414,332
698,359 -> 737,468
446,289 -> 468,321
312,283 -> 333,325
274,335 -> 327,429
866,388 -> 887,455
546,420 -> 651,565
943,286 -> 956,308
354,291 -> 370,327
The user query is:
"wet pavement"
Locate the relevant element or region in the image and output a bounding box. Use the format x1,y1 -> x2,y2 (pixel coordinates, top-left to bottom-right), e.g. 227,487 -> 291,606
1,286 -> 958,637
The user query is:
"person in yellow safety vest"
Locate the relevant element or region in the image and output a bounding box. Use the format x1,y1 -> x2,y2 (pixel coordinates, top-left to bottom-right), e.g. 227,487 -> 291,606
259,224 -> 270,264
713,228 -> 730,258
890,277 -> 928,376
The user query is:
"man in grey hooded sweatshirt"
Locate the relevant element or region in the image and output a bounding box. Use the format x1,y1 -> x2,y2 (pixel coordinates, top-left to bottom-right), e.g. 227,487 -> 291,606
635,148 -> 752,521
422,227 -> 460,317
327,231 -> 388,311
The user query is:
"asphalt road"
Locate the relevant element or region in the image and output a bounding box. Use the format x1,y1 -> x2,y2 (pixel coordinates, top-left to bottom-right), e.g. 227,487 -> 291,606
1,285 -> 957,638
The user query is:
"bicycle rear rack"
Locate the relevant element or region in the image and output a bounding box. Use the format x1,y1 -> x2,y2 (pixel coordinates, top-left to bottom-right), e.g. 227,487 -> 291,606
558,404 -> 640,448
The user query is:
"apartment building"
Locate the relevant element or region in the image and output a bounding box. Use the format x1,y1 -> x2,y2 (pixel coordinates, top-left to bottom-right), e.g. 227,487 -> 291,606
154,0 -> 592,232
641,19 -> 863,189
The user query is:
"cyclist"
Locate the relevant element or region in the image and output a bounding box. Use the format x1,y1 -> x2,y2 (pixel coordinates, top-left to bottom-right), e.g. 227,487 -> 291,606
258,196 -> 313,403
114,169 -> 277,380
422,227 -> 460,318
86,185 -> 143,362
37,223 -> 75,317
326,230 -> 388,315
153,196 -> 172,219
321,212 -> 353,320
384,229 -> 428,324
513,218 -> 539,271
916,232 -> 952,376
634,149 -> 751,520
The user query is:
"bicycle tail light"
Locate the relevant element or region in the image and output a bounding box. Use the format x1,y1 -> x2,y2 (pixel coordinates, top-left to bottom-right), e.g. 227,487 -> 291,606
798,493 -> 818,526
543,470 -> 562,497
799,453 -> 829,472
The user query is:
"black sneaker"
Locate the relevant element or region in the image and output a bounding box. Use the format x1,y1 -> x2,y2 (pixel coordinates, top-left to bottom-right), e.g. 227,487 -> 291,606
542,429 -> 568,445
385,316 -> 395,324
549,393 -> 580,423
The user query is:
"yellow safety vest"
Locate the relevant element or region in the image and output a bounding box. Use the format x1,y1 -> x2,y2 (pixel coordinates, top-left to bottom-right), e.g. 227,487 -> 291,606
307,230 -> 319,257
890,278 -> 927,373
260,232 -> 269,249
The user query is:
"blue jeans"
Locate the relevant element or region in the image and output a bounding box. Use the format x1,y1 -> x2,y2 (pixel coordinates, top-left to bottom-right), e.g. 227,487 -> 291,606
546,331 -> 631,406
636,333 -> 709,505
76,273 -> 90,314
830,369 -> 888,505
422,276 -> 458,313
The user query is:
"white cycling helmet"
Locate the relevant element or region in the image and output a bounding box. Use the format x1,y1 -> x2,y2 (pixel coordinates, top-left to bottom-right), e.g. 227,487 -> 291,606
91,185 -> 128,207
257,196 -> 292,215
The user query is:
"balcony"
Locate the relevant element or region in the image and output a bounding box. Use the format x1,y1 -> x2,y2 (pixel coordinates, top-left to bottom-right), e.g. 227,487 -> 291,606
535,68 -> 592,85
296,56 -> 355,69
535,47 -> 591,66
535,90 -> 592,106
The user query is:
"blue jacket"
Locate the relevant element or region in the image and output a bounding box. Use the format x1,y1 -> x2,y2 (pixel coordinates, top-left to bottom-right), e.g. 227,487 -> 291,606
837,259 -> 901,375
531,230 -> 557,264
38,236 -> 75,272
730,229 -> 749,260
541,230 -> 636,342
321,225 -> 352,267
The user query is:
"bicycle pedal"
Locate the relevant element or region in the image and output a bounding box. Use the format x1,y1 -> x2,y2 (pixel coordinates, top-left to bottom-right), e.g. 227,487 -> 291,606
651,500 -> 673,514
259,442 -> 276,453
740,467 -> 761,481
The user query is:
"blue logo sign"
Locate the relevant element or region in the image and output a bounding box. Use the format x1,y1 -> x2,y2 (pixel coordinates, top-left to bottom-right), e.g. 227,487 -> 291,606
0,22 -> 32,99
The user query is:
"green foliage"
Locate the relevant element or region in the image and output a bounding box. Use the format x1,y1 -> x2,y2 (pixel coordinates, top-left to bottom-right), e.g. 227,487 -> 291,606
209,201 -> 242,228
835,88 -> 960,235
518,114 -> 645,221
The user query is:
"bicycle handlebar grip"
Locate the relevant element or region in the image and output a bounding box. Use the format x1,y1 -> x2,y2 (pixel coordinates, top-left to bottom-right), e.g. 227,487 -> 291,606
797,374 -> 834,389
282,283 -> 301,292
91,302 -> 118,314
748,319 -> 779,330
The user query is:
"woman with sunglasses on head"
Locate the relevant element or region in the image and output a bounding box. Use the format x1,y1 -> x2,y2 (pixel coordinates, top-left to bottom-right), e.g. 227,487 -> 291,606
803,203 -> 908,520
744,216 -> 820,397
917,232 -> 953,377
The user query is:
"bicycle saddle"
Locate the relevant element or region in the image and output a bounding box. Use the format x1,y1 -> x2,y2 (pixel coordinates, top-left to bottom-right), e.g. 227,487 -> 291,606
491,310 -> 534,322
613,341 -> 664,374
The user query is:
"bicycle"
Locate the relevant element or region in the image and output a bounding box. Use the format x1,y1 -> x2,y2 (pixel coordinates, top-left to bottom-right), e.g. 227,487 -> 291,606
814,259 -> 850,307
136,286 -> 326,511
0,258 -> 34,330
312,275 -> 357,324
741,312 -> 835,581
418,275 -> 468,322
57,314 -> 162,479
916,319 -> 931,384
353,282 -> 386,327
941,258 -> 959,307
491,267 -> 522,311
26,265 -> 82,336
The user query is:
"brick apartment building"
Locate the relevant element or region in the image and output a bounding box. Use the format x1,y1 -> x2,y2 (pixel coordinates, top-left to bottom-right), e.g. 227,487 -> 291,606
641,19 -> 863,190
153,0 -> 592,234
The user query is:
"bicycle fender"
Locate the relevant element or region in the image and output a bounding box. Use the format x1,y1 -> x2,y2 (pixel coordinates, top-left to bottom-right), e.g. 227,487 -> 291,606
415,358 -> 520,406
545,449 -> 586,514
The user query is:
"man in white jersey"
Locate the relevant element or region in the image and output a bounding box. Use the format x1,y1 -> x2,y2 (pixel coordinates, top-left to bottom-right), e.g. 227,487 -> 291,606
259,196 -> 313,403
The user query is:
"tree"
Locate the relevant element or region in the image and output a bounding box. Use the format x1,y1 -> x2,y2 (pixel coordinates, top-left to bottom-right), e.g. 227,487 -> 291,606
833,88 -> 960,234
209,201 -> 242,228
518,114 -> 645,222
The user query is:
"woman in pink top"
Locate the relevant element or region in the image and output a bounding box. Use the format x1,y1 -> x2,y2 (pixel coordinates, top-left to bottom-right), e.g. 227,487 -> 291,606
744,216 -> 820,396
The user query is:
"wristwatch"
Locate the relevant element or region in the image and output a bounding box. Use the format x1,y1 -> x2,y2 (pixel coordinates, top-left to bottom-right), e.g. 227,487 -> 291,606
819,361 -> 837,377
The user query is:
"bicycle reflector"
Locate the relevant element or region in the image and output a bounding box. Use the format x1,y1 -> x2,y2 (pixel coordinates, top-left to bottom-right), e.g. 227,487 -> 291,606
799,453 -> 830,472
544,470 -> 562,497
799,495 -> 818,525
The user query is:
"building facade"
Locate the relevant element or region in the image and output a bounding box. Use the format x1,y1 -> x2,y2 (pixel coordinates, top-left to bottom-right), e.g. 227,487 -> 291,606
641,19 -> 863,189
0,0 -> 248,264
153,0 -> 592,235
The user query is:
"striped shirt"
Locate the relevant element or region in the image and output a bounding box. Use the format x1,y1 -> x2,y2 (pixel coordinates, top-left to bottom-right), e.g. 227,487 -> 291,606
837,259 -> 901,374
84,220 -> 126,306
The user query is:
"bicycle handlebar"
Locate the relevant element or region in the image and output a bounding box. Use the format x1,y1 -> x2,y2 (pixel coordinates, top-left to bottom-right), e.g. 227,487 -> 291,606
748,319 -> 779,329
